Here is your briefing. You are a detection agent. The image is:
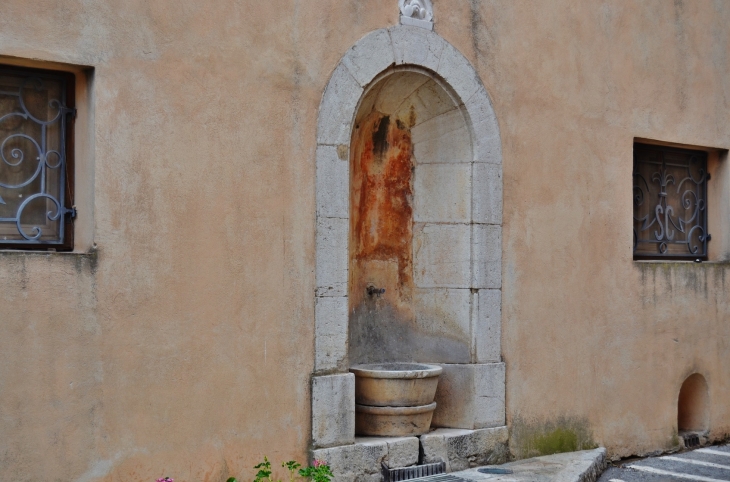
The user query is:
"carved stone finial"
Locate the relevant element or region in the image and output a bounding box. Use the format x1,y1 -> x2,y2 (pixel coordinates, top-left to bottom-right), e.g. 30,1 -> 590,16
398,0 -> 433,30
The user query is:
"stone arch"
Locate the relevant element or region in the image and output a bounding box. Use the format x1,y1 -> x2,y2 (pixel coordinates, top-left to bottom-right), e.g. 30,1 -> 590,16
312,25 -> 503,449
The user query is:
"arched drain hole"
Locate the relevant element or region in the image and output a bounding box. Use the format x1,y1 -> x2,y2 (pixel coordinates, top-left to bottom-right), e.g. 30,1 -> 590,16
678,373 -> 710,434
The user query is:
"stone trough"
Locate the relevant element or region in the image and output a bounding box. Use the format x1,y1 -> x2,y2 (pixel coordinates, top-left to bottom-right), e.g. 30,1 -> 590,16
351,363 -> 442,436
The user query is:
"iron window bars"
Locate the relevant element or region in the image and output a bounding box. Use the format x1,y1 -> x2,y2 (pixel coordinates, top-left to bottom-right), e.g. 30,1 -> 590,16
0,66 -> 75,248
633,143 -> 709,260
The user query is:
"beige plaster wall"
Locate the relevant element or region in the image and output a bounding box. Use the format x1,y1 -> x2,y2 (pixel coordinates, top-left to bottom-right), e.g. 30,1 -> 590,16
0,1 -> 729,480
447,0 -> 730,459
0,2 -> 395,481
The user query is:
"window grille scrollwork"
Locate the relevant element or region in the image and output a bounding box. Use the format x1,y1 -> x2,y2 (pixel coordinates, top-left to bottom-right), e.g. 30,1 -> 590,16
633,144 -> 709,259
0,69 -> 75,245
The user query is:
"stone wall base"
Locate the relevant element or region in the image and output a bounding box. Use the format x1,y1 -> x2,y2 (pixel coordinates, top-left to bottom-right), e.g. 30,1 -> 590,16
312,427 -> 508,482
421,427 -> 509,472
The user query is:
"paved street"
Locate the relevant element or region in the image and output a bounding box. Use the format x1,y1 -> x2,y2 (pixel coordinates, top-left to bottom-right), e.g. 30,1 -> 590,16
599,444 -> 730,482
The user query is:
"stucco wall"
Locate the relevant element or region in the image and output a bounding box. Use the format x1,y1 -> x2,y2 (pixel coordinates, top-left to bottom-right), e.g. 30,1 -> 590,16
464,1 -> 730,459
0,1 -> 729,481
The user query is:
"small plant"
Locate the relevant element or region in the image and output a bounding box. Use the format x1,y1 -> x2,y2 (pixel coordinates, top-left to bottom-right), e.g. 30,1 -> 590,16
298,459 -> 333,482
283,461 -> 302,482
251,457 -> 332,482
253,456 -> 275,482
152,457 -> 333,482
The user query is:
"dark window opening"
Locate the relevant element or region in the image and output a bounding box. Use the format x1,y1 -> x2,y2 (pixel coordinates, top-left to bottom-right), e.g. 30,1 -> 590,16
633,143 -> 708,260
0,65 -> 75,249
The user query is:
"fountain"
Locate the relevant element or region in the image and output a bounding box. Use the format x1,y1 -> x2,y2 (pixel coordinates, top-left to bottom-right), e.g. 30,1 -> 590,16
346,66 -> 477,436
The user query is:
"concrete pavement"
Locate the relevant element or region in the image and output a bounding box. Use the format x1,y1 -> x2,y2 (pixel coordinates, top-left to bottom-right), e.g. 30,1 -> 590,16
598,444 -> 730,482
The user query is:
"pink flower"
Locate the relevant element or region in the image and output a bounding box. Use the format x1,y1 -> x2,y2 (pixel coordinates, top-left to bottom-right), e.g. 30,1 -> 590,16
313,460 -> 326,468
156,478 -> 174,482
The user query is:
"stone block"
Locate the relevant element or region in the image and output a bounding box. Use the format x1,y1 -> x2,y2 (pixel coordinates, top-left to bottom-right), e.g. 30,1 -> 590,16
354,436 -> 420,468
316,145 -> 349,219
374,71 -> 430,114
413,288 -> 471,346
436,42 -> 482,107
315,296 -> 348,372
472,163 -> 502,226
412,109 -> 472,165
420,427 -> 509,472
317,62 -> 363,146
432,363 -> 505,429
398,79 -> 458,128
414,163 -> 471,223
400,15 -> 433,31
313,437 -> 419,482
474,289 -> 501,363
474,362 -> 505,428
389,25 -> 444,72
341,29 -> 394,87
312,374 -> 355,448
472,224 -> 501,289
466,86 -> 502,166
313,440 -> 385,482
383,436 -> 419,468
414,223 -> 471,288
316,217 -> 348,297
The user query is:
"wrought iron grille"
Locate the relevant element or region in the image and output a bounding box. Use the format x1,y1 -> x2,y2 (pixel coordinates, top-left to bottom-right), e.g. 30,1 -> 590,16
0,67 -> 75,246
633,144 -> 709,259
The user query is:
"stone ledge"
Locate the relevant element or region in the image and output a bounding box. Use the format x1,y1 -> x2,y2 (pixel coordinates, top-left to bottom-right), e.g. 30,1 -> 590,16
312,436 -> 419,482
420,427 -> 509,472
454,448 -> 607,482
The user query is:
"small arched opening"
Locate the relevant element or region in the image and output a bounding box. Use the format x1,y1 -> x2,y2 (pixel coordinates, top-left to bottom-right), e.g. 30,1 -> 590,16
678,373 -> 709,434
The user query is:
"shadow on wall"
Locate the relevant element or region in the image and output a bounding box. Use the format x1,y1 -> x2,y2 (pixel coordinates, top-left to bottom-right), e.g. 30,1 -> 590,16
349,299 -> 471,364
509,416 -> 598,460
678,373 -> 710,433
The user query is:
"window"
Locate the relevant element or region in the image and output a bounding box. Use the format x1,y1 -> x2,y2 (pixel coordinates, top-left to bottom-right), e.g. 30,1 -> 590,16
633,143 -> 709,259
0,65 -> 75,249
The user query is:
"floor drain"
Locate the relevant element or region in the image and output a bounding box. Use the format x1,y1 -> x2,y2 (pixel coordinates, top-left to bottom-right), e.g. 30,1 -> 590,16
683,434 -> 700,448
383,462 -> 445,482
477,468 -> 514,475
400,475 -> 468,482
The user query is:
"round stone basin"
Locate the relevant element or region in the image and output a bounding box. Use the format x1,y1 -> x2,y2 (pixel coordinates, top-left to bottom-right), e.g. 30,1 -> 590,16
349,363 -> 442,407
355,402 -> 437,436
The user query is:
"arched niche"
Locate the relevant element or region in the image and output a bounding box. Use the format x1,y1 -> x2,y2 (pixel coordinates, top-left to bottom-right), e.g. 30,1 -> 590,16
678,373 -> 710,433
312,25 -> 504,449
349,66 -> 474,365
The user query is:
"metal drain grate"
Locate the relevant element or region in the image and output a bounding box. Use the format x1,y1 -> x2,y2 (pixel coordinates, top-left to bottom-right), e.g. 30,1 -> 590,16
683,434 -> 700,448
382,462 -> 446,482
395,475 -> 468,482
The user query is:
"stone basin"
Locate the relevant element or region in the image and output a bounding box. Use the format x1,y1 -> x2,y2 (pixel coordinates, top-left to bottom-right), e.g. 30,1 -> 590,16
355,402 -> 437,436
350,363 -> 442,407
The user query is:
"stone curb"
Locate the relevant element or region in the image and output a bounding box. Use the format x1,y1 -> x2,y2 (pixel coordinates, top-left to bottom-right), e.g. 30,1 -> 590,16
556,448 -> 607,482
453,447 -> 607,482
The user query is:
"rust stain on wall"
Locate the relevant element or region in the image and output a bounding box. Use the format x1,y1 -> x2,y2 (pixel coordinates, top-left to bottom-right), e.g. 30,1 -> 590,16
350,110 -> 415,309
